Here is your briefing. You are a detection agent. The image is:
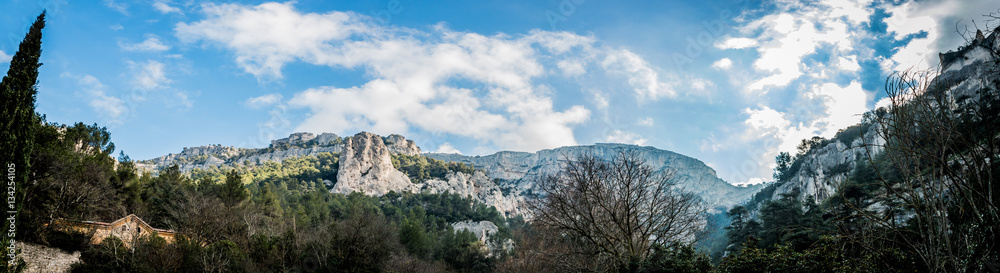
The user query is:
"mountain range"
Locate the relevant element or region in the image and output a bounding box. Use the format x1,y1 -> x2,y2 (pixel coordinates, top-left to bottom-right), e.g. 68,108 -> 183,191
137,131 -> 763,216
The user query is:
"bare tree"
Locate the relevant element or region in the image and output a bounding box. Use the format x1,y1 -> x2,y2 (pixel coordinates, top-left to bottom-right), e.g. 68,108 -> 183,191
529,150 -> 706,271
862,39 -> 1000,272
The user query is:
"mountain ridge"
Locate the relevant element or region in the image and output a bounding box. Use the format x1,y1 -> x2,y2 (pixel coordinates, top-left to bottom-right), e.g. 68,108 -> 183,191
137,132 -> 763,214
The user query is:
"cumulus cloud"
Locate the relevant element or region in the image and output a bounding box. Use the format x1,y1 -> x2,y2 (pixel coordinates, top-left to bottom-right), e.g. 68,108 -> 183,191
712,58 -> 733,70
175,2 -> 363,79
605,130 -> 647,146
0,50 -> 10,63
435,143 -> 462,154
716,37 -> 756,49
120,36 -> 171,52
176,2 -> 686,152
722,0 -> 872,93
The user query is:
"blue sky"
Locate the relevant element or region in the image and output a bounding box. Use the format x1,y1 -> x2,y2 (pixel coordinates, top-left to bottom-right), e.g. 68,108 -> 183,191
2,0 -> 996,185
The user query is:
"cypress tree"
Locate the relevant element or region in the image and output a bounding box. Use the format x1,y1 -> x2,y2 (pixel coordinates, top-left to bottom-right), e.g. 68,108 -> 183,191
0,10 -> 45,272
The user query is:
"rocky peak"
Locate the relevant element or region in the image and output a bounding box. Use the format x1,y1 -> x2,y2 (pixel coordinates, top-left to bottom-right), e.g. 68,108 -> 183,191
384,134 -> 421,156
332,132 -> 413,195
314,132 -> 341,146
270,132 -> 316,148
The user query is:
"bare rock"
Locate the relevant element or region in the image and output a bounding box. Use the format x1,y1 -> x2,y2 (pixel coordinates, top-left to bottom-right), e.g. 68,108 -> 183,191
384,134 -> 421,156
19,242 -> 80,273
332,132 -> 414,195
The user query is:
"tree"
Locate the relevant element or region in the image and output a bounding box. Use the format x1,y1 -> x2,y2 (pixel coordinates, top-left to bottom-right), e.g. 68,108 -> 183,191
529,150 -> 707,271
863,64 -> 1000,272
772,152 -> 792,181
221,170 -> 247,205
725,205 -> 760,253
1,11 -> 44,272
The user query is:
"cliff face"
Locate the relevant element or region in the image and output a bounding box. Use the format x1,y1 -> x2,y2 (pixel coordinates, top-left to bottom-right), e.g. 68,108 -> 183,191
772,26 -> 1000,203
136,132 -> 343,173
427,143 -> 763,209
770,125 -> 883,202
332,132 -> 413,195
139,132 -> 760,215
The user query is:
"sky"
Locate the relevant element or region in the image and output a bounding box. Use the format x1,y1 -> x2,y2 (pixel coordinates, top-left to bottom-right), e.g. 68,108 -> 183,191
1,0 -> 997,186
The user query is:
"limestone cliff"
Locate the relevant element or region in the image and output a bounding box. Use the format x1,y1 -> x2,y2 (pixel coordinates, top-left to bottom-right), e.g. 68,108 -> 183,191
770,26 -> 1000,204
139,132 -> 760,216
427,143 -> 763,209
331,132 -> 413,195
770,124 -> 884,202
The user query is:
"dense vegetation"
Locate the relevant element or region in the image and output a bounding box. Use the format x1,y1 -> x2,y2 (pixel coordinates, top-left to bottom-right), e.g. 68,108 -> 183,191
391,153 -> 476,183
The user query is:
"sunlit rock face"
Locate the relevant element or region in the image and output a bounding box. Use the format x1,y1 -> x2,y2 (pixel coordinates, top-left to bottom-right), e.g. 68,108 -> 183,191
771,126 -> 884,202
774,26 -> 1000,204
332,132 -> 413,195
427,143 -> 764,209
138,131 -> 760,216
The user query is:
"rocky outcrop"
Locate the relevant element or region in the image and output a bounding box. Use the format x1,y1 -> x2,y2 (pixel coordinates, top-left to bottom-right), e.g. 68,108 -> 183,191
19,242 -> 80,273
136,132 -> 344,173
422,172 -> 525,216
427,143 -> 763,209
452,220 -> 499,244
771,125 -> 884,202
271,132 -> 317,147
774,26 -> 1000,204
332,132 -> 414,195
139,132 -> 760,216
384,134 -> 421,156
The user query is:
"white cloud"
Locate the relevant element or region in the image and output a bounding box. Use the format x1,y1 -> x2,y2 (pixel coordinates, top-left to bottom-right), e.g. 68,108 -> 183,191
120,36 -> 171,52
179,2 -> 692,152
0,50 -> 10,63
602,49 -> 675,100
836,56 -> 861,71
557,59 -> 586,76
639,117 -> 654,126
712,58 -> 733,70
110,25 -> 124,31
171,91 -> 194,110
716,37 -> 756,49
130,60 -> 170,91
65,73 -> 128,124
435,143 -> 462,154
175,2 -> 363,79
244,93 -> 283,109
808,81 -> 868,136
605,130 -> 647,146
690,78 -> 713,91
103,0 -> 129,15
592,91 -> 609,109
725,0 -> 873,93
153,1 -> 182,14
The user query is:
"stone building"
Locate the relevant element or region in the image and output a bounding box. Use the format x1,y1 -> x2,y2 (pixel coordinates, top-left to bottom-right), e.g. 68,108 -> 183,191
54,214 -> 176,249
